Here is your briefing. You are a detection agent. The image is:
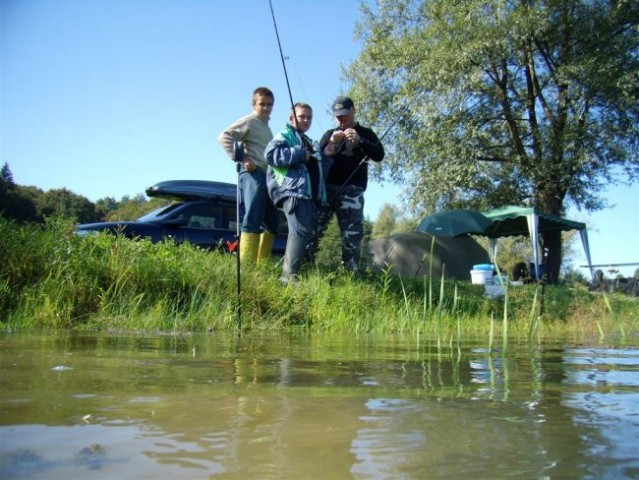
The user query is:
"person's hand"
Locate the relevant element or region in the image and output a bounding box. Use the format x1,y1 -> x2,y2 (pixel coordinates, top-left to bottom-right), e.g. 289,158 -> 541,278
343,128 -> 360,145
244,159 -> 256,172
330,131 -> 345,144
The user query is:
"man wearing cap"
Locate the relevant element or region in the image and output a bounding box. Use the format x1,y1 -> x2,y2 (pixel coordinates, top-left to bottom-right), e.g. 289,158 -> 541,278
315,96 -> 385,271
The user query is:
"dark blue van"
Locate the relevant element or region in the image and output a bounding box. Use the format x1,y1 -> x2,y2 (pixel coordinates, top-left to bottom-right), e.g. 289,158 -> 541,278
76,180 -> 287,255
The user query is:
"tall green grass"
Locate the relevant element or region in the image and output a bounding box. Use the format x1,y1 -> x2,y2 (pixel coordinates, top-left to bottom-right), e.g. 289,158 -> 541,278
1,216 -> 637,338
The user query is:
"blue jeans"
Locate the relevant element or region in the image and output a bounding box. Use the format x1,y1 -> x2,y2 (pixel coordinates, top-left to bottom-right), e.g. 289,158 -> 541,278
239,168 -> 279,234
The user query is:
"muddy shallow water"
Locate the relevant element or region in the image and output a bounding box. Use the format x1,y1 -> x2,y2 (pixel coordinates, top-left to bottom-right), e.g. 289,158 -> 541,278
1,331 -> 638,479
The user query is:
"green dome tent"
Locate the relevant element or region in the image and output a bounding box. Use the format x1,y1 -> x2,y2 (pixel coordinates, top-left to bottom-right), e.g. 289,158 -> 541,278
366,231 -> 491,280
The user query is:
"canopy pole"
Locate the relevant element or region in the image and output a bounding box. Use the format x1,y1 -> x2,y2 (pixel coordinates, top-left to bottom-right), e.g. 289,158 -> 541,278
580,229 -> 595,281
526,214 -> 541,281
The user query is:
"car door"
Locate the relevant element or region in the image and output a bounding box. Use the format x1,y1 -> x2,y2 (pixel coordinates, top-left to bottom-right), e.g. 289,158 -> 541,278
164,201 -> 237,250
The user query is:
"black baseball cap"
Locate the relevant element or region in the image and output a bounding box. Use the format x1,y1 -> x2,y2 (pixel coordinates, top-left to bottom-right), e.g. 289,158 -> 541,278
332,96 -> 354,116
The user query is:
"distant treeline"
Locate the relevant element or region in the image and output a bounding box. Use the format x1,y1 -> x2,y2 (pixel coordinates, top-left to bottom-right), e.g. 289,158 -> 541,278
0,162 -> 164,224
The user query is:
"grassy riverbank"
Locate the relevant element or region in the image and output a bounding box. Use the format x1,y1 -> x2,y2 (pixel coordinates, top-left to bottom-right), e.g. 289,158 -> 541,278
1,217 -> 637,340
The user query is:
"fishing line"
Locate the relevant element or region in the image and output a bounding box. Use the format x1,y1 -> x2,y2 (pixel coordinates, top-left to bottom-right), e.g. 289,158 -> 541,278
290,60 -> 326,133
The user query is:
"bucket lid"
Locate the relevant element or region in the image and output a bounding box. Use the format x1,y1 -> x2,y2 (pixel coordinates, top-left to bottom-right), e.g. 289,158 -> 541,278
473,264 -> 494,270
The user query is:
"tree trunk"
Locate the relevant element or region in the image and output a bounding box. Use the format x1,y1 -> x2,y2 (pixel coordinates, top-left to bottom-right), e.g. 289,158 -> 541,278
542,230 -> 562,284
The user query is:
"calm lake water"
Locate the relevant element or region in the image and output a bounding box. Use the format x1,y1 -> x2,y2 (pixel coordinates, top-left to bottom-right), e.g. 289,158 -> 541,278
1,331 -> 638,479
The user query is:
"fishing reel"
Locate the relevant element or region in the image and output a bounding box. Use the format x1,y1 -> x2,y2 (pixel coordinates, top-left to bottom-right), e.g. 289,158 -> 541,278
232,140 -> 244,163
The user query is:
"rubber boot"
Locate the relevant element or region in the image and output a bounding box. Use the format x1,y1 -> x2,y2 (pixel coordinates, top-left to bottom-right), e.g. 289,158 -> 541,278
279,236 -> 309,285
239,232 -> 260,265
257,232 -> 276,266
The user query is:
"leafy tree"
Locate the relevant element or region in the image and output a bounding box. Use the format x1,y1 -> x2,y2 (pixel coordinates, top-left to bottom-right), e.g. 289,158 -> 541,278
106,195 -> 165,221
396,214 -> 419,234
372,203 -> 419,238
0,163 -> 13,200
361,218 -> 374,268
372,204 -> 400,238
347,0 -> 639,282
0,185 -> 39,222
95,196 -> 119,221
36,188 -> 97,223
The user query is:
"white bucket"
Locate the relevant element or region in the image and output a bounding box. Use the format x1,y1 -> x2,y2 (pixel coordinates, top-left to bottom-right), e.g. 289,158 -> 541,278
471,269 -> 493,285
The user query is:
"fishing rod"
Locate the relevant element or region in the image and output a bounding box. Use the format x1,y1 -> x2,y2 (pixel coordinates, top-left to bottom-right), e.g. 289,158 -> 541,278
268,0 -> 299,125
232,140 -> 244,329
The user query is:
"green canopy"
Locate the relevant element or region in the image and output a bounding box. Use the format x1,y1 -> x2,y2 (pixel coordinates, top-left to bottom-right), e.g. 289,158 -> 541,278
482,205 -> 592,280
483,205 -> 586,237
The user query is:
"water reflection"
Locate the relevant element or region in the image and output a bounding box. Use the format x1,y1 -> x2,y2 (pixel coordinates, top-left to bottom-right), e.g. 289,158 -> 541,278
1,332 -> 639,479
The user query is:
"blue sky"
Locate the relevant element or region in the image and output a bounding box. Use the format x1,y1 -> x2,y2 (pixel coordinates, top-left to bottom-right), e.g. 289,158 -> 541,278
1,0 -> 637,277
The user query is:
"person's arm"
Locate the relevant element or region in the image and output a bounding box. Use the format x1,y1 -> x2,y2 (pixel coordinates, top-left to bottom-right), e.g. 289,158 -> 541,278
357,127 -> 385,162
219,116 -> 260,171
265,136 -> 308,168
218,116 -> 249,159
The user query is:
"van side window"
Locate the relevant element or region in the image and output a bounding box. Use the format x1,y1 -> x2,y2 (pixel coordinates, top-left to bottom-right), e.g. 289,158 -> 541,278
181,204 -> 226,229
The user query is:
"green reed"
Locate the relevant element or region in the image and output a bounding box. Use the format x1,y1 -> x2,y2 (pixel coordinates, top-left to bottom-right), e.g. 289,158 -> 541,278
1,217 -> 637,337
527,287 -> 541,342
488,312 -> 495,353
601,291 -> 626,342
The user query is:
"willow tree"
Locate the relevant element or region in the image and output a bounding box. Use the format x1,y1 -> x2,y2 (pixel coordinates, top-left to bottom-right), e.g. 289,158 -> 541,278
346,0 -> 639,282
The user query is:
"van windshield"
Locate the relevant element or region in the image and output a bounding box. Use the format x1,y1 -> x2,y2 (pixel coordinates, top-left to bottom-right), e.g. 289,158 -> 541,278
136,203 -> 181,222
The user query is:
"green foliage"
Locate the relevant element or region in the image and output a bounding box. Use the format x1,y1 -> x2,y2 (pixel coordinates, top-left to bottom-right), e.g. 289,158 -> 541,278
0,163 -> 41,222
314,217 -> 343,271
347,0 -> 639,282
561,268 -> 589,286
0,184 -> 39,222
0,162 -> 14,185
372,203 -> 399,238
0,216 -> 217,329
36,188 -> 98,223
371,203 -> 418,238
0,161 -> 161,223
94,196 -> 118,220
105,196 -> 166,221
1,217 -> 637,336
0,167 -> 167,224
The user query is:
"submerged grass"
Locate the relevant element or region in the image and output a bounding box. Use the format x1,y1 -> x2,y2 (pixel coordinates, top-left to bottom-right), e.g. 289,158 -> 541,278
1,216 -> 638,340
